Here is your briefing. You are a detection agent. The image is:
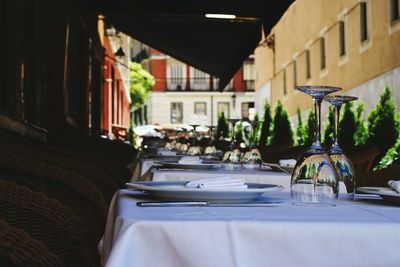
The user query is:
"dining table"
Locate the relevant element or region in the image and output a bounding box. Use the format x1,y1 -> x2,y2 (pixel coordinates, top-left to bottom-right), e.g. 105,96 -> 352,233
99,189 -> 400,267
133,157 -> 292,191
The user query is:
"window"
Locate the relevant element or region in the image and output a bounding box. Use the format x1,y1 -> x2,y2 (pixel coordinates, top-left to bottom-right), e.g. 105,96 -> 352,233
293,60 -> 297,87
283,68 -> 287,95
360,1 -> 369,42
241,102 -> 255,120
339,20 -> 346,57
320,37 -> 326,70
171,102 -> 183,123
167,64 -> 185,90
243,57 -> 256,90
391,0 -> 400,23
194,102 -> 207,115
190,68 -> 209,90
217,102 -> 230,118
306,49 -> 311,79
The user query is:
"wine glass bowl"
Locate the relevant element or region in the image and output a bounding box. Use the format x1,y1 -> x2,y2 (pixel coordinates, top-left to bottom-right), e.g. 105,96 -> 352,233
242,120 -> 262,169
324,95 -> 358,198
291,86 -> 341,205
222,119 -> 242,169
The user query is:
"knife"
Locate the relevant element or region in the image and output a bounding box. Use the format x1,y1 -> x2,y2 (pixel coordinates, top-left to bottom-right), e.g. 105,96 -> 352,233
136,201 -> 283,207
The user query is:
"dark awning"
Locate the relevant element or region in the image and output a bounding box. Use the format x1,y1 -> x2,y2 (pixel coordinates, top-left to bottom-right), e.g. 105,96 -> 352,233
87,0 -> 294,89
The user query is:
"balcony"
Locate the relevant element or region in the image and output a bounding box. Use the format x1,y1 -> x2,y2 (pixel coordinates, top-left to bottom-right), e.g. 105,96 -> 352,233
166,78 -> 232,91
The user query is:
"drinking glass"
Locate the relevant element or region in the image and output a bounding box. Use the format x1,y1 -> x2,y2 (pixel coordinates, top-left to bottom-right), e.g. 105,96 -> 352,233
291,86 -> 341,205
324,95 -> 358,198
242,120 -> 262,169
222,119 -> 242,169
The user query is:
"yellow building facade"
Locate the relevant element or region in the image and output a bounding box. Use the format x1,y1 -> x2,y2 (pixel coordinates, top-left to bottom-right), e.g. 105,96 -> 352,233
254,0 -> 400,119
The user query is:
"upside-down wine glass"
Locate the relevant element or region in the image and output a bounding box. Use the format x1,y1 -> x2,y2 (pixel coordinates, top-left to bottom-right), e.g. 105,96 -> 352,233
291,86 -> 341,205
324,95 -> 358,198
222,119 -> 242,169
242,120 -> 262,169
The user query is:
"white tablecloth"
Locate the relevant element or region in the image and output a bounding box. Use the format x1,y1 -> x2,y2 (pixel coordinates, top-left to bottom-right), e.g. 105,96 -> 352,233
150,168 -> 291,192
100,190 -> 400,267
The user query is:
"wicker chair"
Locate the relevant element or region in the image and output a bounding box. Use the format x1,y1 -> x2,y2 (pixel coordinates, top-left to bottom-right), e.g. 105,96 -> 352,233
356,163 -> 400,188
260,144 -> 305,164
347,145 -> 380,176
0,142 -> 119,203
0,219 -> 63,267
0,145 -> 107,241
0,180 -> 99,266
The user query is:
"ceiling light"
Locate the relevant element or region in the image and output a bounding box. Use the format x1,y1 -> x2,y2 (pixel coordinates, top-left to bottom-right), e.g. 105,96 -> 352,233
205,14 -> 236,19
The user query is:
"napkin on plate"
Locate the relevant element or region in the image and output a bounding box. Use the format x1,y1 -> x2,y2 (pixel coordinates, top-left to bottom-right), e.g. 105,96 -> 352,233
185,176 -> 248,189
178,156 -> 202,164
388,180 -> 400,193
279,159 -> 297,167
158,151 -> 177,156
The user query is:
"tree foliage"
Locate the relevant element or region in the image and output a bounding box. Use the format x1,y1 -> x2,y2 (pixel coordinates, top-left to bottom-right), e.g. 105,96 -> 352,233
235,121 -> 244,142
129,62 -> 155,109
304,108 -> 316,145
354,103 -> 368,146
296,107 -> 307,146
338,102 -> 357,150
252,113 -> 261,146
376,137 -> 400,169
270,100 -> 294,145
366,86 -> 400,156
215,112 -> 229,140
323,106 -> 335,147
259,101 -> 272,148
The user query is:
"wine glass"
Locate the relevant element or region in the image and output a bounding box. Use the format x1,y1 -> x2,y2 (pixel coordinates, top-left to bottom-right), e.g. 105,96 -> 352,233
324,95 -> 358,198
222,119 -> 242,169
291,86 -> 341,205
242,120 -> 262,169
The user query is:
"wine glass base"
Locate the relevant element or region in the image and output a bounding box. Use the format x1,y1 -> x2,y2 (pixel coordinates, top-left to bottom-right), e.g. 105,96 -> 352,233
292,201 -> 336,207
223,163 -> 242,170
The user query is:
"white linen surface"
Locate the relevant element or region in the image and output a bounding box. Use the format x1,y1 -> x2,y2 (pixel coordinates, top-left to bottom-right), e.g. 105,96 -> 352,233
279,159 -> 297,167
185,176 -> 248,189
178,156 -> 202,164
388,180 -> 400,193
149,168 -> 291,192
100,189 -> 400,267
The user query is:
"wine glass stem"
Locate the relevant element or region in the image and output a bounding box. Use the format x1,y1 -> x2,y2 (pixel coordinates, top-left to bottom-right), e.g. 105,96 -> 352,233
314,98 -> 322,145
333,105 -> 341,147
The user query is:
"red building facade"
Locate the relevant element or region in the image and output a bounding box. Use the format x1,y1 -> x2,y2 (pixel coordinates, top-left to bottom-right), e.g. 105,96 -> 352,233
101,36 -> 131,140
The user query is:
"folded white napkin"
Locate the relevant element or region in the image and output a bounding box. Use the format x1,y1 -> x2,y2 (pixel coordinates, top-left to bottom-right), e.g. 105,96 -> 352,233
185,176 -> 248,189
388,180 -> 400,193
279,159 -> 297,167
158,151 -> 177,156
178,156 -> 201,164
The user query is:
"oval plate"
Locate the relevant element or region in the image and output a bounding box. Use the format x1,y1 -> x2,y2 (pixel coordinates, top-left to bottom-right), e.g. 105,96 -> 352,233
126,181 -> 283,203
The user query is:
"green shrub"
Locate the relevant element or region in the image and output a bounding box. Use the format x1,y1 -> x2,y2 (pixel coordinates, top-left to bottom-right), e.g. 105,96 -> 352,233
270,100 -> 294,145
304,108 -> 316,145
252,113 -> 261,146
215,112 -> 229,140
375,138 -> 400,169
259,101 -> 272,148
323,106 -> 335,147
235,121 -> 244,142
338,102 -> 357,150
366,86 -> 400,156
354,103 -> 368,146
295,107 -> 307,146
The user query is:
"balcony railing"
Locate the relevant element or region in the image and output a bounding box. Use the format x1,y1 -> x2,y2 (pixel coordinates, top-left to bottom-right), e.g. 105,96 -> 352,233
165,78 -> 255,92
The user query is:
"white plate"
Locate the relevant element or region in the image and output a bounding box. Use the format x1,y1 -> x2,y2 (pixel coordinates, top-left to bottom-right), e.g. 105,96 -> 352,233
154,161 -> 220,170
126,181 -> 283,203
262,163 -> 294,174
357,187 -> 400,204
